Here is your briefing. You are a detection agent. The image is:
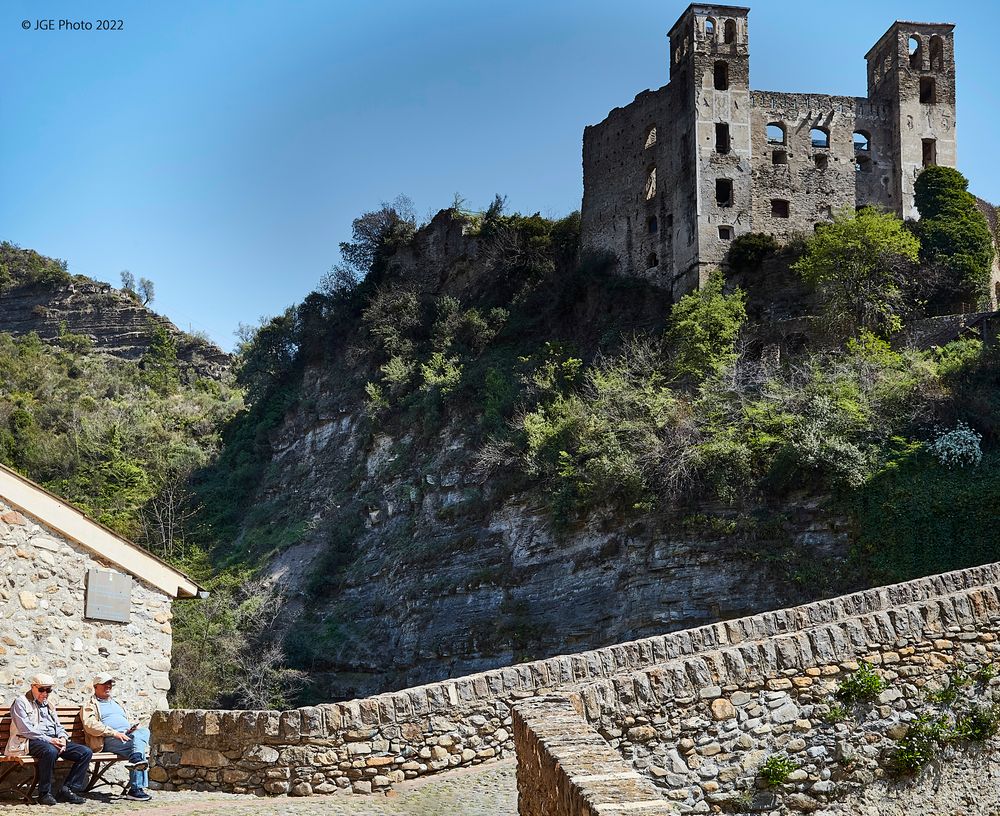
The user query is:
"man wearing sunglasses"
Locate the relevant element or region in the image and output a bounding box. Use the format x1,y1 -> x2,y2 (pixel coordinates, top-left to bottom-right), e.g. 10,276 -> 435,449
81,673 -> 153,802
5,673 -> 93,805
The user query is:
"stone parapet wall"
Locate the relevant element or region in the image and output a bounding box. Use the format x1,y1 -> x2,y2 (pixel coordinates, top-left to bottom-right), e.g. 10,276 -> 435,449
513,695 -> 675,816
0,499 -> 173,718
151,561 -> 1000,796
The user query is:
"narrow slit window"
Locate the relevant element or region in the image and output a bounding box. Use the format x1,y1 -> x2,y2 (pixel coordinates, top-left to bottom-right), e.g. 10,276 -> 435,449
771,199 -> 790,218
724,19 -> 736,44
645,167 -> 656,200
715,123 -> 730,154
716,178 -> 733,207
929,36 -> 944,71
922,138 -> 937,168
810,128 -> 830,149
718,226 -> 734,240
772,149 -> 787,165
920,77 -> 936,104
714,61 -> 729,90
645,127 -> 657,148
648,215 -> 658,234
766,123 -> 786,145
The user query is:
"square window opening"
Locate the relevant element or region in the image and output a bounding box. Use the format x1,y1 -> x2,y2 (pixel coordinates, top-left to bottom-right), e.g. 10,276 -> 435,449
718,226 -> 734,240
772,149 -> 787,165
920,77 -> 936,104
771,199 -> 790,218
814,155 -> 829,170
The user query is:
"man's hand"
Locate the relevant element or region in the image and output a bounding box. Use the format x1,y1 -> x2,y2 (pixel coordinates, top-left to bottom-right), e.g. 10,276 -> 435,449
111,730 -> 129,742
48,736 -> 66,751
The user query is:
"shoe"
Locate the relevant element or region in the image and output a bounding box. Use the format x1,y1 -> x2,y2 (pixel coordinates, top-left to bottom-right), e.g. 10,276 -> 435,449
126,752 -> 149,771
37,793 -> 57,806
125,788 -> 152,802
57,787 -> 86,804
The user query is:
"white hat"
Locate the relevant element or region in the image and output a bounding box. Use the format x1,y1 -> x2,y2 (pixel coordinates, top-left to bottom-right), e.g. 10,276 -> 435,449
92,672 -> 115,686
29,673 -> 55,687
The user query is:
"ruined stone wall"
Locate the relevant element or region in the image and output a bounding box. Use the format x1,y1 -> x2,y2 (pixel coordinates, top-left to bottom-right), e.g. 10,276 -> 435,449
150,561 -> 1000,798
580,86 -> 684,293
0,499 -> 173,719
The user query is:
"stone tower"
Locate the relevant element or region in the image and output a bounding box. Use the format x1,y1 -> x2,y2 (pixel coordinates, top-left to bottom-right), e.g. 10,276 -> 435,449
866,21 -> 956,220
669,4 -> 752,295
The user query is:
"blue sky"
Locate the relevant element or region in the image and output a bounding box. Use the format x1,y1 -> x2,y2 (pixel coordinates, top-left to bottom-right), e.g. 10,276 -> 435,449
2,0 -> 997,351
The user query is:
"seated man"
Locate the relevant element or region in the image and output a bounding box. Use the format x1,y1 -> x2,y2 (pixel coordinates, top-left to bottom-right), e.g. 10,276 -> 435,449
6,673 -> 92,806
81,673 -> 152,802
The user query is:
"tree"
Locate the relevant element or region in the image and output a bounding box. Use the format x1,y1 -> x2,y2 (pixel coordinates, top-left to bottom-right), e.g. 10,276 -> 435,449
120,270 -> 136,296
792,207 -> 920,338
137,277 -> 155,306
913,166 -> 995,311
666,270 -> 746,382
339,194 -> 416,277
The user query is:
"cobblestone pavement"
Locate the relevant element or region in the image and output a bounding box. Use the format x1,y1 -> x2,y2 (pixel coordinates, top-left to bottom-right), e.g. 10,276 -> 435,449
0,760 -> 516,815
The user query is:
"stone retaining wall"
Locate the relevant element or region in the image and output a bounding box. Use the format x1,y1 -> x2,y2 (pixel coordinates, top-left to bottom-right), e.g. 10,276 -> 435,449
150,561 -> 1000,797
513,695 -> 674,816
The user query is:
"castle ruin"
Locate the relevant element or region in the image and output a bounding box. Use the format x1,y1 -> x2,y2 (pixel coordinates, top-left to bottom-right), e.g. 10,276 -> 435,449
580,4 -> 956,301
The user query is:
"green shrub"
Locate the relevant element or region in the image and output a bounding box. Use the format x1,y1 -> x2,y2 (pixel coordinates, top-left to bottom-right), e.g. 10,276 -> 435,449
726,232 -> 779,274
758,754 -> 796,786
836,661 -> 887,703
666,270 -> 746,382
888,713 -> 952,777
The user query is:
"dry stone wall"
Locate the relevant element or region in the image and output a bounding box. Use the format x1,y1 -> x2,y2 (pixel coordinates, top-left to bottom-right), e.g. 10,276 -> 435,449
0,498 -> 174,718
151,561 -> 1000,800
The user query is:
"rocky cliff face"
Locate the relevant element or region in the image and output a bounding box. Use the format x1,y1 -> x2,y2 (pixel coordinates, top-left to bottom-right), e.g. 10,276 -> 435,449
0,244 -> 229,377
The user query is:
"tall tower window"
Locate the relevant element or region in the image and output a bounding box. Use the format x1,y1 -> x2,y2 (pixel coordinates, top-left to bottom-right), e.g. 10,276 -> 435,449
645,127 -> 657,148
929,36 -> 944,71
705,18 -> 716,39
724,19 -> 736,44
810,128 -> 830,149
922,139 -> 937,167
648,216 -> 658,234
716,178 -> 734,207
645,167 -> 656,200
766,123 -> 786,145
715,123 -> 731,154
908,36 -> 921,69
920,77 -> 936,104
714,61 -> 729,90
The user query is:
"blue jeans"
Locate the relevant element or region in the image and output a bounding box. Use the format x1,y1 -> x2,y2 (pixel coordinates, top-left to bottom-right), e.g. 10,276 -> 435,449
27,739 -> 93,796
103,727 -> 150,790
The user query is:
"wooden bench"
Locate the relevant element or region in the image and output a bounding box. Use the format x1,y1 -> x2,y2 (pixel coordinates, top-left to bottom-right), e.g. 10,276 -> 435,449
0,707 -> 129,802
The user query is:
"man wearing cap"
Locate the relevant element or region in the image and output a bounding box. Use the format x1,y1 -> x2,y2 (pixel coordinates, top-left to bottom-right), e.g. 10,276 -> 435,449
6,673 -> 92,805
81,673 -> 152,802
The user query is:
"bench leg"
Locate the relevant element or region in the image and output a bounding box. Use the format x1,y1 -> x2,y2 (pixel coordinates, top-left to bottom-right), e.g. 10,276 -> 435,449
85,760 -> 129,797
0,763 -> 34,804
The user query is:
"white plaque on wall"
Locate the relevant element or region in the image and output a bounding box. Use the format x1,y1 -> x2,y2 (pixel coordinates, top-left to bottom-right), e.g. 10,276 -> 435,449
84,569 -> 132,623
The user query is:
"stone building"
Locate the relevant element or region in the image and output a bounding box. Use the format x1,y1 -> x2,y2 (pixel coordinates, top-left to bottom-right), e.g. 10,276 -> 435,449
0,464 -> 200,721
580,3 -> 956,301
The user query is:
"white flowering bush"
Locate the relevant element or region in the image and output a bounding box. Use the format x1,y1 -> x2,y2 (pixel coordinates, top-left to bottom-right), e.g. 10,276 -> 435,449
930,421 -> 982,469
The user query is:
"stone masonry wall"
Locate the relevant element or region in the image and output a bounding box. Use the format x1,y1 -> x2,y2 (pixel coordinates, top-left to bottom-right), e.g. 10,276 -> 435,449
0,499 -> 174,719
150,561 -> 1000,798
513,695 -> 673,816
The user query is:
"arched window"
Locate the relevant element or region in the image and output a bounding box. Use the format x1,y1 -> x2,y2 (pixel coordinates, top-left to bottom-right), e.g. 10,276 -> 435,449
929,36 -> 944,71
645,126 -> 657,149
853,130 -> 871,152
705,18 -> 716,39
810,127 -> 830,149
724,19 -> 736,44
714,61 -> 729,90
645,167 -> 656,200
909,35 -> 921,69
646,252 -> 658,268
766,123 -> 786,145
